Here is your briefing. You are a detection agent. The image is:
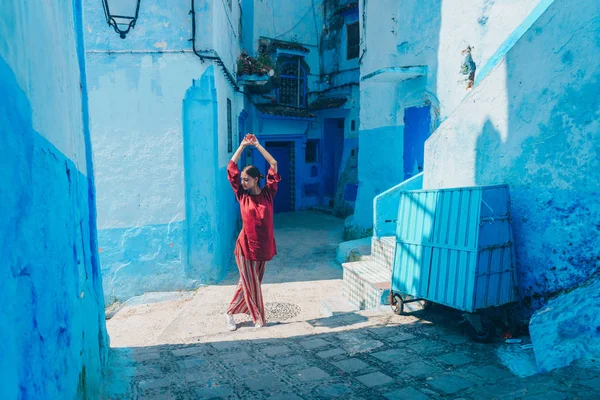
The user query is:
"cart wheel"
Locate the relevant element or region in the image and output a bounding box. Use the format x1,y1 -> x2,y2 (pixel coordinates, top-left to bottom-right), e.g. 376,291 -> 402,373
391,293 -> 404,315
465,318 -> 495,343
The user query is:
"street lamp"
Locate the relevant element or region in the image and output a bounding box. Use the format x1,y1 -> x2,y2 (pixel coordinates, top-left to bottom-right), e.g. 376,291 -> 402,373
101,0 -> 142,39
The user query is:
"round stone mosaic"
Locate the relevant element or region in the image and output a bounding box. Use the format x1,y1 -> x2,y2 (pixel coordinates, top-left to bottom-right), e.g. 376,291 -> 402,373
232,302 -> 301,323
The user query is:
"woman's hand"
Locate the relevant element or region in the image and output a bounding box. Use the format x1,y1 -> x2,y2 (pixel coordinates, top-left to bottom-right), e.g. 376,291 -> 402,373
244,133 -> 259,147
240,137 -> 253,148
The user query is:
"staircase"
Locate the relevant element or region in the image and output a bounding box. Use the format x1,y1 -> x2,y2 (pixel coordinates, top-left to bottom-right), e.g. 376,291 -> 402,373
341,236 -> 395,310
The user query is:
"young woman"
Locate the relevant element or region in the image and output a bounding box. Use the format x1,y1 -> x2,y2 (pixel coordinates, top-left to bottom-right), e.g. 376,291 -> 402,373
225,134 -> 280,330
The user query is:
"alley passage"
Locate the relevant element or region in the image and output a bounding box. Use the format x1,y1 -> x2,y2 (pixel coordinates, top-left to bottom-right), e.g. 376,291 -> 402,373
101,212 -> 600,399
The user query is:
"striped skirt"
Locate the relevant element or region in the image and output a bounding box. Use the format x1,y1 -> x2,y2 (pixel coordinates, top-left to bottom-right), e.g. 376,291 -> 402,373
227,244 -> 267,325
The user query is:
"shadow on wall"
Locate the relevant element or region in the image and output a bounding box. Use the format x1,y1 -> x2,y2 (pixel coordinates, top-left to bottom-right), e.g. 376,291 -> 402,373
473,0 -> 600,315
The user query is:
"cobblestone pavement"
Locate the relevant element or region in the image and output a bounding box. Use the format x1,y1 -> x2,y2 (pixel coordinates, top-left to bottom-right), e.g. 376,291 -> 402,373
101,212 -> 600,399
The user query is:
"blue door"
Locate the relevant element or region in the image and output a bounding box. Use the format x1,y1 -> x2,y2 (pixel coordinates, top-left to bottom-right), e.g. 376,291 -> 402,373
403,105 -> 431,180
323,118 -> 345,201
264,142 -> 291,213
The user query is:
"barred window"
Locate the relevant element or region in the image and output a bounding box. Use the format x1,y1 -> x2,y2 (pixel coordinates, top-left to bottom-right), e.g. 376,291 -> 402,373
347,22 -> 359,60
278,62 -> 306,107
227,98 -> 232,153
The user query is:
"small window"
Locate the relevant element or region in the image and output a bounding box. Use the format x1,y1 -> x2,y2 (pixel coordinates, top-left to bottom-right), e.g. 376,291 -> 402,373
347,22 -> 360,60
278,61 -> 307,107
227,99 -> 232,153
227,0 -> 232,11
305,140 -> 319,163
351,120 -> 356,131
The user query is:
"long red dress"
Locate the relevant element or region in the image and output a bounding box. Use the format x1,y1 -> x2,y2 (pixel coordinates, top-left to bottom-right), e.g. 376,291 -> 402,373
227,161 -> 280,260
226,161 -> 281,325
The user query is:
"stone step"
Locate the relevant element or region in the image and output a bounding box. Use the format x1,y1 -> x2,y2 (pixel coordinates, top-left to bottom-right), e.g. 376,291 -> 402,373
320,296 -> 360,318
342,259 -> 391,310
336,237 -> 372,264
371,236 -> 396,270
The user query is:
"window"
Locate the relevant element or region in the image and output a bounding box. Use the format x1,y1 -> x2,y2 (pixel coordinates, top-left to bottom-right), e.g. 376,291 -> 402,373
278,61 -> 306,107
227,99 -> 232,153
305,140 -> 319,163
226,0 -> 232,11
347,22 -> 359,60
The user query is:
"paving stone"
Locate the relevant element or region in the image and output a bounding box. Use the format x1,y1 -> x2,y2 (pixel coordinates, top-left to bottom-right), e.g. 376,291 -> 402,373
177,357 -> 207,369
233,363 -> 271,377
244,375 -> 285,391
137,377 -> 174,391
466,379 -> 527,400
338,332 -> 385,354
184,368 -> 222,384
403,361 -> 444,378
436,352 -> 475,366
267,394 -> 304,400
470,365 -> 514,380
138,389 -> 178,400
317,348 -> 346,359
332,358 -> 371,373
135,364 -> 163,377
192,385 -> 234,398
295,366 -> 331,382
371,349 -> 410,364
384,387 -> 431,400
407,341 -> 448,355
369,327 -> 416,342
300,338 -> 330,350
522,392 -> 568,400
172,346 -> 205,357
218,350 -> 254,363
132,351 -> 162,363
274,355 -> 309,367
427,373 -> 472,395
316,383 -> 354,397
439,334 -> 469,345
262,345 -> 292,357
210,341 -> 244,351
355,371 -> 394,387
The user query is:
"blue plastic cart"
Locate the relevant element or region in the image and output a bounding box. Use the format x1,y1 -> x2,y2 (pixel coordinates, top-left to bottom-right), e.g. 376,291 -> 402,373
389,184 -> 518,342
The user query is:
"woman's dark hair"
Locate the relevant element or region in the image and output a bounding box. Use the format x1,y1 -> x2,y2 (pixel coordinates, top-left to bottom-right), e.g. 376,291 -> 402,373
242,165 -> 264,182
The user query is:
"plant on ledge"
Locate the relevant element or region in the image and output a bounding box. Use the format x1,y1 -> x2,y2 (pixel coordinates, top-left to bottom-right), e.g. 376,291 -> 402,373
237,49 -> 277,94
236,49 -> 274,78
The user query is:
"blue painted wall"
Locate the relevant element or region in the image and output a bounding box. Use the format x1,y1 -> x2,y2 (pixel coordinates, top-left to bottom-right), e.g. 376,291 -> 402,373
84,0 -> 243,302
424,0 -> 600,317
0,1 -> 108,398
350,0 -> 544,236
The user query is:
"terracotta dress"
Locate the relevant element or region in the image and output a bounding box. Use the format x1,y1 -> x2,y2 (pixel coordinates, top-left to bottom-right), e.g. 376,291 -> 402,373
226,161 -> 281,325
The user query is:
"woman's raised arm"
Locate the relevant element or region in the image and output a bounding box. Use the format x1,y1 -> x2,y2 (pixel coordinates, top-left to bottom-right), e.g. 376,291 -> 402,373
251,137 -> 277,173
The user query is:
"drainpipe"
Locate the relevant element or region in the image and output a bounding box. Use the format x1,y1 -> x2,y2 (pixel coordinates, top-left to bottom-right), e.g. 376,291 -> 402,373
190,0 -> 240,92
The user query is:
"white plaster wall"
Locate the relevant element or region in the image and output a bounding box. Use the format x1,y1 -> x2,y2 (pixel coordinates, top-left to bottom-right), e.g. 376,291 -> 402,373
435,0 -> 542,119
424,0 -> 600,311
87,54 -> 200,229
1,1 -> 88,172
351,0 -> 546,233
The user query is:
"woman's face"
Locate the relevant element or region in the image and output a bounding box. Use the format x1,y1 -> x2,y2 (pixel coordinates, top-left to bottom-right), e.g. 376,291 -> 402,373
241,172 -> 258,191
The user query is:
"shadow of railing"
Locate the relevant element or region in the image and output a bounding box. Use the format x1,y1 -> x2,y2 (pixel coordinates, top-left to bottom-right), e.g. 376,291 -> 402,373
373,172 -> 424,238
